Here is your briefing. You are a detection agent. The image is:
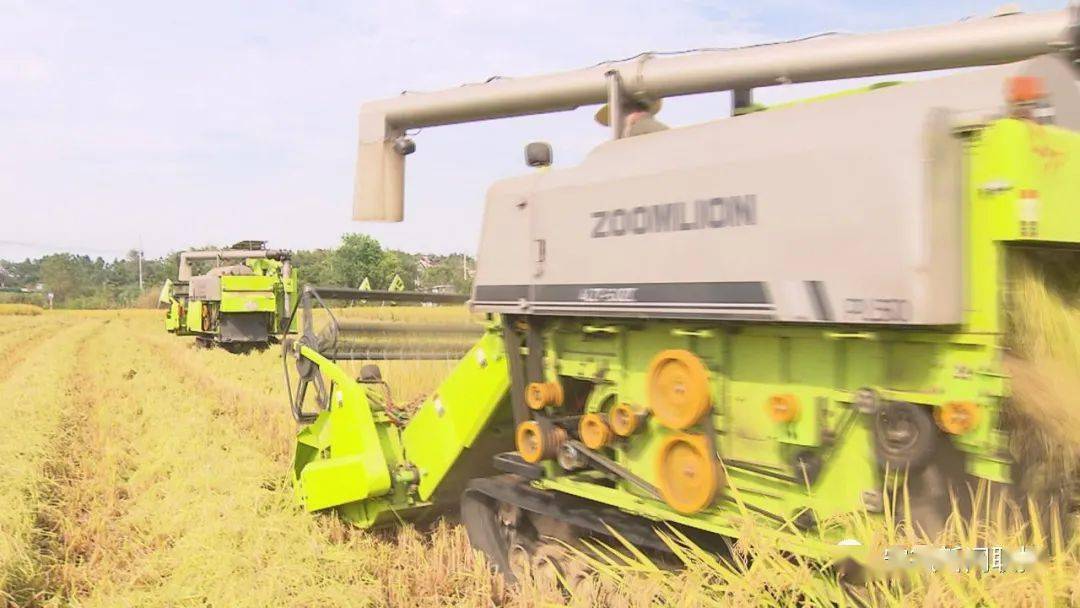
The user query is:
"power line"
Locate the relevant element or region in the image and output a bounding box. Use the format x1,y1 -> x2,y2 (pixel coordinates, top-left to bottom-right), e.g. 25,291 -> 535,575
0,239 -> 135,257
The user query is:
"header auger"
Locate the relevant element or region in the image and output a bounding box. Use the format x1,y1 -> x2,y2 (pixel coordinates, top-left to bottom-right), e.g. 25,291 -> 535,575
290,5 -> 1080,589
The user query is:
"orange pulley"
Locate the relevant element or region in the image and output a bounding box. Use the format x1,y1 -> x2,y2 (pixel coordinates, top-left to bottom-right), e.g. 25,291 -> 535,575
646,349 -> 712,430
608,403 -> 644,437
526,381 -> 564,410
655,432 -> 720,514
515,421 -> 567,464
578,413 -> 613,450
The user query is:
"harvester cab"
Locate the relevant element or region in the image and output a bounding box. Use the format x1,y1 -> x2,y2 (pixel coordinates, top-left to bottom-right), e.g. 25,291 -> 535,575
163,242 -> 299,352
289,6 -> 1080,584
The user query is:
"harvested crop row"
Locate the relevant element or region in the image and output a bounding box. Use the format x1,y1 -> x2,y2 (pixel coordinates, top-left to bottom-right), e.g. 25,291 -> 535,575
132,308 -> 463,465
139,331 -> 295,464
34,314 -> 503,607
0,315 -> 69,356
0,316 -> 103,606
0,320 -> 74,386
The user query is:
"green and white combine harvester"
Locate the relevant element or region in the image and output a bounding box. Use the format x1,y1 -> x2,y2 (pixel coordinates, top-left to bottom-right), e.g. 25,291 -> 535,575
162,241 -> 299,352
286,8 -> 1080,582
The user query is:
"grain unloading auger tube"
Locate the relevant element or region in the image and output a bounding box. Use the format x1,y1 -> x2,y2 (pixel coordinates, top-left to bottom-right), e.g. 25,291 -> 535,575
290,5 -> 1080,586
353,6 -> 1077,222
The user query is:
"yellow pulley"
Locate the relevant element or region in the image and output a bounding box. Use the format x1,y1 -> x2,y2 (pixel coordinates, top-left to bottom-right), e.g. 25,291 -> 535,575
579,413 -> 613,450
526,381 -> 564,410
646,349 -> 712,430
655,432 -> 720,514
608,402 -> 644,437
515,421 -> 566,463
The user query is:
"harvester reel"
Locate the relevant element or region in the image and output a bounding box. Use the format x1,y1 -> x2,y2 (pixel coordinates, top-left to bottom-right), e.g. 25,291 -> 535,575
872,401 -> 942,472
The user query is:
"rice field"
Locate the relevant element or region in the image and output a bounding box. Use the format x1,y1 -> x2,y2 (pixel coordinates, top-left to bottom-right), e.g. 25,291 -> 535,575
0,310 -> 506,608
0,304 -> 43,316
1,307 -> 1078,607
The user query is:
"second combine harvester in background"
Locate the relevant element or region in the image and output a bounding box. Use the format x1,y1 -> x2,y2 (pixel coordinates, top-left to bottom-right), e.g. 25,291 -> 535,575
286,6 -> 1080,585
162,241 -> 299,353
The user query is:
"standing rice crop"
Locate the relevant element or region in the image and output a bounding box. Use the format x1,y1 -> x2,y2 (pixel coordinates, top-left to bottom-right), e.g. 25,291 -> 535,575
0,304 -> 43,316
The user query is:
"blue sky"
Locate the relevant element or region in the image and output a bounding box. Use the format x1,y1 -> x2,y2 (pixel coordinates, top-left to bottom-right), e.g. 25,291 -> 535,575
0,0 -> 1065,259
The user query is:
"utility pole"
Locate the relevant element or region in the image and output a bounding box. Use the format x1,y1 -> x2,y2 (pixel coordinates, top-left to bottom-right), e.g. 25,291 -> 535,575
138,248 -> 144,291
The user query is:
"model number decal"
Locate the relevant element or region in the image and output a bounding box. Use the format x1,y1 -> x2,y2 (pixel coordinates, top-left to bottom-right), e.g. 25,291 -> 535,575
844,298 -> 910,322
578,287 -> 638,303
591,195 -> 756,238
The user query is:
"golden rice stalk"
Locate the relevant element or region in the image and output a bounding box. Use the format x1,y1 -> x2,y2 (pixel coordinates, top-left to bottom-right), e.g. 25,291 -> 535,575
1003,250 -> 1080,499
0,303 -> 43,316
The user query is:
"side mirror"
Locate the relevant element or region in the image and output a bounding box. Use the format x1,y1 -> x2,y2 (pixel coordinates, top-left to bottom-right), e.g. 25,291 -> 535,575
525,142 -> 552,168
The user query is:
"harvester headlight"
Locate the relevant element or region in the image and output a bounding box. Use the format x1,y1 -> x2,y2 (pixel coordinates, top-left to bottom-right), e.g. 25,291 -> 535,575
646,349 -> 712,430
934,401 -> 980,435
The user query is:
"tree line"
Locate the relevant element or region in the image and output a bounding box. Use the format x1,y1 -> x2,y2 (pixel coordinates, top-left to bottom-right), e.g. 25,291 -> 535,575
0,234 -> 474,308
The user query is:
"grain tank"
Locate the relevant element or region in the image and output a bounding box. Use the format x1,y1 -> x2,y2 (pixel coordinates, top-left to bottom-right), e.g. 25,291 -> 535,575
287,6 -> 1080,584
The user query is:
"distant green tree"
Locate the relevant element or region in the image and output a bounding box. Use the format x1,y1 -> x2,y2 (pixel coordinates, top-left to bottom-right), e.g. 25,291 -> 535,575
291,249 -> 333,286
374,250 -> 418,290
418,254 -> 474,294
331,234 -> 383,288
40,254 -> 94,303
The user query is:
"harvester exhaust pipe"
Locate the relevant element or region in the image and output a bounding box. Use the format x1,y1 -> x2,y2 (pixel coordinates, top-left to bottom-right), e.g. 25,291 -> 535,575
355,6 -> 1079,222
